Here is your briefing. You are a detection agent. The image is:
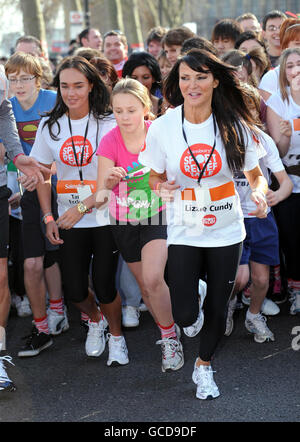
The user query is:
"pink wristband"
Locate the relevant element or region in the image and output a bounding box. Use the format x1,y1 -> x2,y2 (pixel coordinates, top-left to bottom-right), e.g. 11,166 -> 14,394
13,153 -> 25,165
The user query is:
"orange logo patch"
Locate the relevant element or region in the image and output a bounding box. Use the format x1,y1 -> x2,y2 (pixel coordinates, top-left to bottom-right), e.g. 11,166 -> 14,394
180,144 -> 222,180
60,136 -> 93,167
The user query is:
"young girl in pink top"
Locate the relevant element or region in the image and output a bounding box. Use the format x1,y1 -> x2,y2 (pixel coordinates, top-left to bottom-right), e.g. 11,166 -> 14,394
96,78 -> 184,373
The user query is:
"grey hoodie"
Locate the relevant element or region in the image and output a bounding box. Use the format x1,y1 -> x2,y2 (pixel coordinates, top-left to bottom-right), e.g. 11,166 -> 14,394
0,66 -> 23,188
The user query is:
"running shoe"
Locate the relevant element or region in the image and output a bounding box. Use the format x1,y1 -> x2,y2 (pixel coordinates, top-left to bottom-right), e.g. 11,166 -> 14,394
183,308 -> 204,338
138,302 -> 148,312
11,294 -> 32,317
245,312 -> 275,343
290,291 -> 300,315
183,279 -> 207,338
47,307 -> 69,335
224,296 -> 237,337
0,355 -> 16,392
156,336 -> 184,373
106,334 -> 129,366
192,361 -> 220,400
85,319 -> 106,357
261,298 -> 280,316
122,306 -> 140,328
18,326 -> 53,357
242,292 -> 251,306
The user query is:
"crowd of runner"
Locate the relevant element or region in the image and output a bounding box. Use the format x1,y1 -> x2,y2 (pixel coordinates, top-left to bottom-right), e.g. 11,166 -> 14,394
0,8 -> 299,401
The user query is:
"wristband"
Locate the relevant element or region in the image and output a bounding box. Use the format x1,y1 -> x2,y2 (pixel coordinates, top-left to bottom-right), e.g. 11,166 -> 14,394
43,213 -> 54,224
13,153 -> 25,165
154,181 -> 162,195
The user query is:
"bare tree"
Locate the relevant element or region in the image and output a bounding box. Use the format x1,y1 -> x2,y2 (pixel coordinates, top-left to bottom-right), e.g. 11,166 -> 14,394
20,0 -> 47,48
106,0 -> 125,32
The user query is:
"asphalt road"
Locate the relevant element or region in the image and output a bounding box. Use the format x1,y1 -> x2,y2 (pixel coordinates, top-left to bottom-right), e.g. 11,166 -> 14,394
1,299 -> 300,423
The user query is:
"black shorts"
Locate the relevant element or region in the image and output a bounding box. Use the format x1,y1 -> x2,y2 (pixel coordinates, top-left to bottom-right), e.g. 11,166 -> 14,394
111,222 -> 167,263
0,186 -> 11,259
59,225 -> 118,304
21,186 -> 59,263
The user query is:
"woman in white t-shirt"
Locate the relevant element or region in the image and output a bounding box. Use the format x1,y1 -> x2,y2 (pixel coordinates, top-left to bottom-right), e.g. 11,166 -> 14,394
139,49 -> 268,400
266,47 -> 300,315
259,19 -> 300,101
30,56 -> 129,366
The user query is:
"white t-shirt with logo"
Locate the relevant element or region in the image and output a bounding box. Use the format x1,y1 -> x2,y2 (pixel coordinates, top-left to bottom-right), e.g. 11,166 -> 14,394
139,105 -> 260,248
267,91 -> 300,193
259,66 -> 280,96
30,113 -> 116,228
234,129 -> 284,217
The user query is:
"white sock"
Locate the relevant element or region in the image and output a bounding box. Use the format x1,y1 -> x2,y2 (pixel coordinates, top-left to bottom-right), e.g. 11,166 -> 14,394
0,326 -> 6,351
247,309 -> 260,320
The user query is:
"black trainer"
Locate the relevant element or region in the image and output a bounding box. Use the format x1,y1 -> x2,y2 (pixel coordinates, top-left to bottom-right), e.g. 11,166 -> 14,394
0,354 -> 16,392
18,326 -> 53,357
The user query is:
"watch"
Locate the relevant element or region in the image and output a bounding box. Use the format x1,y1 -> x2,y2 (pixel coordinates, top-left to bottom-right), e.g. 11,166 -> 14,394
77,202 -> 88,214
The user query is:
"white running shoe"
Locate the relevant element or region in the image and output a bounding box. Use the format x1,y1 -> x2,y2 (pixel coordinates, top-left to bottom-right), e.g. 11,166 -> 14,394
85,319 -> 106,357
192,361 -> 220,400
107,334 -> 129,366
138,302 -> 148,312
224,296 -> 237,337
261,298 -> 280,316
11,295 -> 32,317
290,291 -> 300,315
183,308 -> 204,338
156,336 -> 184,373
122,306 -> 140,328
242,293 -> 251,306
0,355 -> 16,392
245,312 -> 275,343
47,308 -> 69,335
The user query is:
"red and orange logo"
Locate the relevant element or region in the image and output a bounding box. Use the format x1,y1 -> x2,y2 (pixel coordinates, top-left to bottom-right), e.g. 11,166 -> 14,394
202,214 -> 216,227
180,144 -> 222,180
60,136 -> 93,167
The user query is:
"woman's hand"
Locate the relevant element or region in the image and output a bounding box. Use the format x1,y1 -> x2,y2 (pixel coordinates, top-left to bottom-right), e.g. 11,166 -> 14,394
8,192 -> 21,210
159,180 -> 181,202
104,167 -> 127,190
46,220 -> 64,245
249,190 -> 268,218
266,189 -> 281,207
279,119 -> 292,138
56,206 -> 84,230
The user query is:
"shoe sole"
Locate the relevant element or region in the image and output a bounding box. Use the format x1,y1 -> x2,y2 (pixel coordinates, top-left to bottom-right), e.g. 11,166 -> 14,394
196,391 -> 220,400
107,359 -> 129,367
122,322 -> 139,328
18,339 -> 53,357
162,358 -> 184,373
50,321 -> 70,336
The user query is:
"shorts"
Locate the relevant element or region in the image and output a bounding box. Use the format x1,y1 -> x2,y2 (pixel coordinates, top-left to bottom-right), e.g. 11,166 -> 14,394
111,222 -> 167,263
240,212 -> 280,266
59,226 -> 118,304
0,186 -> 11,259
21,186 -> 59,263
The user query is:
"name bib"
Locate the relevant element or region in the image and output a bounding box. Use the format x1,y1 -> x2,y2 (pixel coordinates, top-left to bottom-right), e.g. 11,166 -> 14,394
173,181 -> 241,231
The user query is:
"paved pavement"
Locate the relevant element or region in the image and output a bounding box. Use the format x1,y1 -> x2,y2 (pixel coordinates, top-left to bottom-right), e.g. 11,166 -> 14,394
1,300 -> 300,423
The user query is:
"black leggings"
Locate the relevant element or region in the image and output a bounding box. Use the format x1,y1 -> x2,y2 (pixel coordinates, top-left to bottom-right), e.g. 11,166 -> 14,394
272,193 -> 300,281
59,226 -> 119,304
168,242 -> 242,362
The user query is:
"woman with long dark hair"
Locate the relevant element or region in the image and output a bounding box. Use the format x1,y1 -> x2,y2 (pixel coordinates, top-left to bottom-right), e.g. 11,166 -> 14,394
139,49 -> 268,399
122,52 -> 162,116
30,56 -> 128,366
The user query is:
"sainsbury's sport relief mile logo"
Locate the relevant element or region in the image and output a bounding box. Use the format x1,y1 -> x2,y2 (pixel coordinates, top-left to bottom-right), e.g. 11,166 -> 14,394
180,143 -> 222,180
60,136 -> 93,167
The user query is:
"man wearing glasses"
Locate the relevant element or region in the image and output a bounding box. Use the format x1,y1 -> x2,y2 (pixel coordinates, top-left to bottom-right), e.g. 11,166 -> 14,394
103,30 -> 128,78
262,10 -> 287,67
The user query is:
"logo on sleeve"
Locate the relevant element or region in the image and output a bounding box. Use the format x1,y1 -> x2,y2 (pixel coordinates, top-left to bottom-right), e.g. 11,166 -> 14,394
60,136 -> 93,167
180,143 -> 222,180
